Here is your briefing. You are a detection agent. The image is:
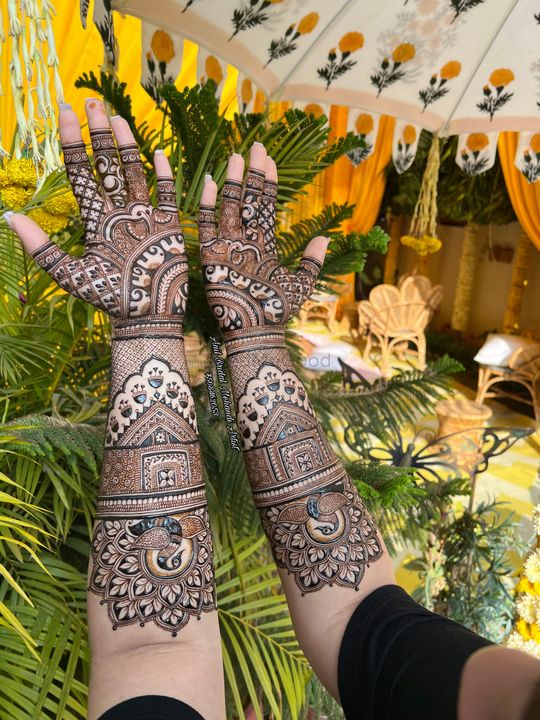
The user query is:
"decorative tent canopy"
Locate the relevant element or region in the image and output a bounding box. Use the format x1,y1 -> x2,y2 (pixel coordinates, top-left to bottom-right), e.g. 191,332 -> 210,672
89,0 -> 540,181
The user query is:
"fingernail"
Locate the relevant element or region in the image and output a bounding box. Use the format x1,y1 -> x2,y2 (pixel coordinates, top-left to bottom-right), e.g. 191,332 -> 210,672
85,97 -> 102,104
155,148 -> 165,155
253,142 -> 264,147
231,153 -> 243,158
110,115 -> 120,121
205,173 -> 212,183
2,211 -> 14,227
59,102 -> 72,111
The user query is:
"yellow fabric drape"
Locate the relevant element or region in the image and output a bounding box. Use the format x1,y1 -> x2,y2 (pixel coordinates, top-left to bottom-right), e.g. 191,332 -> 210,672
322,107 -> 395,302
499,133 -> 540,251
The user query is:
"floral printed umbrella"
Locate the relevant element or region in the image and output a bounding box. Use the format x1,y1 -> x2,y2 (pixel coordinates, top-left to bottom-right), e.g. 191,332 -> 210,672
85,0 -> 540,180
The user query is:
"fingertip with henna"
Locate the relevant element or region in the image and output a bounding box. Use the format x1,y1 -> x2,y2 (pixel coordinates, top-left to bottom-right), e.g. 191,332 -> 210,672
303,235 -> 330,266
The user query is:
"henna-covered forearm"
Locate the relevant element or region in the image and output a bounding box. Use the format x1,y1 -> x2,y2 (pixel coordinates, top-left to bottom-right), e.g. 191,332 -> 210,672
89,321 -> 215,635
224,327 -> 382,595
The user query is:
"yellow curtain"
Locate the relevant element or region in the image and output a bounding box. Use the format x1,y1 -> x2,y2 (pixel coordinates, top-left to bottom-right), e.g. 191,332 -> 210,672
322,107 -> 395,302
498,133 -> 540,251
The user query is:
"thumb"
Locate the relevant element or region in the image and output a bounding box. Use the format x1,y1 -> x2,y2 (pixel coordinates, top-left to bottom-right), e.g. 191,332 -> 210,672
3,212 -> 53,256
296,235 -> 330,280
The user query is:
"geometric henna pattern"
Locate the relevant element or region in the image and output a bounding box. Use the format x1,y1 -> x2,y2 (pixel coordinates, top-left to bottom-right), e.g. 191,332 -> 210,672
198,169 -> 321,334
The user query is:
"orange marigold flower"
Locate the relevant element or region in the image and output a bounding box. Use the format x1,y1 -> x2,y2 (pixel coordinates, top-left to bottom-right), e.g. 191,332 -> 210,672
530,134 -> 540,154
297,12 -> 319,35
355,113 -> 374,135
440,60 -> 461,80
466,133 -> 489,152
151,30 -> 175,64
402,124 -> 417,145
241,78 -> 253,104
489,68 -> 514,88
392,42 -> 416,64
339,32 -> 364,54
304,103 -> 324,119
205,55 -> 223,85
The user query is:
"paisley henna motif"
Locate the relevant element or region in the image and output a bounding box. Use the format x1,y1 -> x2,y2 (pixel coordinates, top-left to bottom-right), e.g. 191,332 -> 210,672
200,160 -> 383,595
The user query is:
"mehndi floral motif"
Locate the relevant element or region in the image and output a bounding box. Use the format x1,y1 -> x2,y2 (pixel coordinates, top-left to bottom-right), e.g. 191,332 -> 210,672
393,124 -> 418,174
346,114 -> 376,167
419,60 -> 461,112
317,32 -> 364,90
458,133 -> 492,175
265,12 -> 319,67
517,133 -> 540,183
371,42 -> 416,97
477,68 -> 515,121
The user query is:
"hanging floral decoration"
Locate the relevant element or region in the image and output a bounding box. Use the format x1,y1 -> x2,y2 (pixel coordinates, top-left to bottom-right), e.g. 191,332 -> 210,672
0,0 -> 63,179
0,157 -> 77,234
419,60 -> 462,112
393,123 -> 420,174
458,133 -> 492,175
477,68 -> 515,121
346,113 -> 377,166
400,135 -> 442,257
265,12 -> 319,66
317,32 -> 364,90
371,42 -> 416,97
506,506 -> 540,660
515,133 -> 540,184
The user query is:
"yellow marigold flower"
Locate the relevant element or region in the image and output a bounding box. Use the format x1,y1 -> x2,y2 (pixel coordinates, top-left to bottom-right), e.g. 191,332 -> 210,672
400,234 -> 416,248
517,618 -> 531,641
402,125 -> 417,146
241,78 -> 253,105
355,113 -> 374,136
422,235 -> 442,252
531,623 -> 540,643
339,32 -> 364,54
42,190 -> 78,216
0,169 -> 9,188
534,582 -> 540,594
525,552 -> 540,584
1,185 -> 34,209
4,158 -> 38,188
392,43 -> 416,64
297,12 -> 319,35
205,55 -> 223,86
304,103 -> 324,119
28,208 -> 69,235
440,61 -> 461,80
516,577 -> 535,594
466,133 -> 489,152
151,30 -> 175,64
529,134 -> 540,155
489,68 -> 514,88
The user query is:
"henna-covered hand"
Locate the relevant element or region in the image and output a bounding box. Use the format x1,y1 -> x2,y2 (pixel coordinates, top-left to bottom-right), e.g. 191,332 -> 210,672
7,100 -> 186,322
5,102 -> 216,638
198,145 -> 383,599
198,144 -> 328,334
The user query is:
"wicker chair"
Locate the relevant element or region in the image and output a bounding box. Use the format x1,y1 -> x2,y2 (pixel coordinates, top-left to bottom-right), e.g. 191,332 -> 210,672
298,293 -> 338,333
476,343 -> 540,421
358,275 -> 442,377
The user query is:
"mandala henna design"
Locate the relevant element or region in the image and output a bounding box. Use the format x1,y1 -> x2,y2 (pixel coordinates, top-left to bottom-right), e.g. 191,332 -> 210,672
90,507 -> 215,634
89,128 -> 128,208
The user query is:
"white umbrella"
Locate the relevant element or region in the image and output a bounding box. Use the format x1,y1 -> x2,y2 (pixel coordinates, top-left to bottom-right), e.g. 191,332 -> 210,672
86,0 -> 540,177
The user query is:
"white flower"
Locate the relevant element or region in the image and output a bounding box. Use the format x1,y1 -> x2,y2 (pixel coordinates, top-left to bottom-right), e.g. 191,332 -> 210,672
532,506 -> 540,535
524,550 -> 540,584
517,595 -> 538,624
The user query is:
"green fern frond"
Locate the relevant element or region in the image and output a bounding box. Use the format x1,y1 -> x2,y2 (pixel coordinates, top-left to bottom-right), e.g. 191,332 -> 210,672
321,226 -> 390,278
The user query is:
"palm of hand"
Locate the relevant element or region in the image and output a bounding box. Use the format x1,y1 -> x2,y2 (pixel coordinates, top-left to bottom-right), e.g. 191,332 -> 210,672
30,121 -> 188,321
198,169 -> 320,333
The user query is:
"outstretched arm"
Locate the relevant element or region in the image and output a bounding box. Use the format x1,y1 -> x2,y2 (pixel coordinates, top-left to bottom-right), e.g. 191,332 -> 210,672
7,101 -> 224,720
198,143 -> 395,698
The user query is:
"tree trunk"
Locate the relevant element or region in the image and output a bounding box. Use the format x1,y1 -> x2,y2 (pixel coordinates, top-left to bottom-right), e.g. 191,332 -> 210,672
502,227 -> 533,334
383,215 -> 404,284
450,223 -> 481,333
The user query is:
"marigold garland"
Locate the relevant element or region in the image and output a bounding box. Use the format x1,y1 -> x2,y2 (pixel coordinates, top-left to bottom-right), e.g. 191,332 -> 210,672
506,505 -> 540,660
0,157 -> 77,234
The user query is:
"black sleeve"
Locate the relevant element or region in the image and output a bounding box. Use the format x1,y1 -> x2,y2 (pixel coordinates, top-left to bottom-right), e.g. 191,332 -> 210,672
338,584 -> 493,720
98,695 -> 205,720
